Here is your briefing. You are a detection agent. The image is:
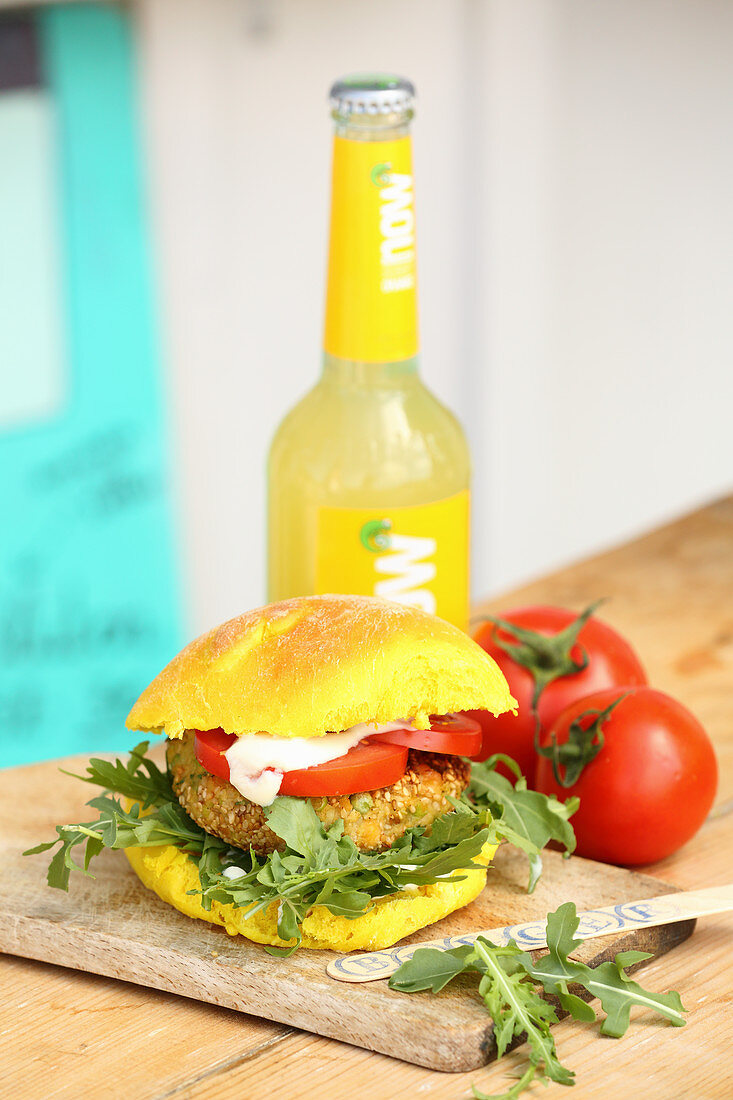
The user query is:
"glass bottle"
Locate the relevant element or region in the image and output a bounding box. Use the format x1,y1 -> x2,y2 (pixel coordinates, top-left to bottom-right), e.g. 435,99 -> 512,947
267,74 -> 470,629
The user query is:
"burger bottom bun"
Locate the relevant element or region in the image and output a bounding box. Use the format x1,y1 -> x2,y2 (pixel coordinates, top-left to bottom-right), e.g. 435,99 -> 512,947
124,840 -> 497,952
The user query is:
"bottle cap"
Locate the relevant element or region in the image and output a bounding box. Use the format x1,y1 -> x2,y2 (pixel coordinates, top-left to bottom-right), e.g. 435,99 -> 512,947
329,74 -> 415,118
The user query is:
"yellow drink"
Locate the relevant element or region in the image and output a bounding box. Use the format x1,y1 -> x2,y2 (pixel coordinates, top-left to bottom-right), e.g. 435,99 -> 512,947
267,76 -> 470,628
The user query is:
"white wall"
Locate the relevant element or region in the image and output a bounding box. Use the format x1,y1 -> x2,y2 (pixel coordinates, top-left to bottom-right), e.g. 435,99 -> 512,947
475,0 -> 733,593
136,0 -> 733,635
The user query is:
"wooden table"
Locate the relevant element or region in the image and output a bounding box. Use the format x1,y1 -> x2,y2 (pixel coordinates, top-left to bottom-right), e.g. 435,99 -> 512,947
3,498 -> 732,1100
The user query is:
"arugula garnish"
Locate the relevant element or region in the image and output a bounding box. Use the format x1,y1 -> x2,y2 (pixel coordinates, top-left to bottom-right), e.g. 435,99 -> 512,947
25,741 -> 578,954
196,796 -> 494,954
61,741 -> 176,806
523,902 -> 686,1037
389,900 -> 686,1098
469,755 -> 579,891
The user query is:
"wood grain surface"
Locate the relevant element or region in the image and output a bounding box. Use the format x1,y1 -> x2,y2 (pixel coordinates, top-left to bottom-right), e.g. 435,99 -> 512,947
0,774 -> 693,1073
2,497 -> 733,1099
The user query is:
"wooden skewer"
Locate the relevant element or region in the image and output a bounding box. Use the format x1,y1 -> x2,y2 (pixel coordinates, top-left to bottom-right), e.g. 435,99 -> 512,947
326,883 -> 733,983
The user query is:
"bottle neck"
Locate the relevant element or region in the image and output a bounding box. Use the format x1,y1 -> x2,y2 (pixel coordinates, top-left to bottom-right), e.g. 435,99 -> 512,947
323,119 -> 419,365
334,114 -> 412,142
320,352 -> 419,387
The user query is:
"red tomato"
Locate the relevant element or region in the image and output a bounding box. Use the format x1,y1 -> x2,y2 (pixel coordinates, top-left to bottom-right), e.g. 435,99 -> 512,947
193,728 -> 408,797
279,741 -> 408,796
194,727 -> 236,778
534,687 -> 718,865
468,605 -> 647,783
371,713 -> 482,756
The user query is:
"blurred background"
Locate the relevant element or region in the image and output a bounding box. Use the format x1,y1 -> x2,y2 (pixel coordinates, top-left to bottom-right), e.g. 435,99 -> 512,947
2,0 -> 732,765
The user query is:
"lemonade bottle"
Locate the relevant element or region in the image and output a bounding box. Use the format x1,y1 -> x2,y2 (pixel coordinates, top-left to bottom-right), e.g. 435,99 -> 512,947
267,74 -> 470,629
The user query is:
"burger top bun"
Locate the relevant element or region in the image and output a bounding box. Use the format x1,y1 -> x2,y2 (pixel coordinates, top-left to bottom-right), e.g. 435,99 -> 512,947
126,593 -> 516,740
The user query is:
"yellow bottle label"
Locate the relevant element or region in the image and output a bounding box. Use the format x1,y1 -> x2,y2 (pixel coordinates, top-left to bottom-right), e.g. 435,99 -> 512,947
324,135 -> 418,363
315,491 -> 469,630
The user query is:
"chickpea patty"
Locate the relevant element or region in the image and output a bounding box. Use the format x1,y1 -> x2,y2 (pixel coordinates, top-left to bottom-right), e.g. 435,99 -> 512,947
167,731 -> 470,855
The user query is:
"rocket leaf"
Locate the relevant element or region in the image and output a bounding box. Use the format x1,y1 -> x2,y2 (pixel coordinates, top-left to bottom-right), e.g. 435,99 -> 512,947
391,937 -> 571,1092
525,902 -> 687,1037
469,756 -> 578,891
389,900 -> 686,1099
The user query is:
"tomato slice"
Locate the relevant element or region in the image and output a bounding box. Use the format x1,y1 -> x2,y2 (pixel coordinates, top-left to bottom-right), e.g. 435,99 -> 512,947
369,713 -> 482,756
193,728 -> 408,797
279,741 -> 407,797
195,727 -> 236,781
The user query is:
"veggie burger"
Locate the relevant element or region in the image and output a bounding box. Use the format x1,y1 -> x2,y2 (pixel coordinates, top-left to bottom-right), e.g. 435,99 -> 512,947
34,595 -> 518,952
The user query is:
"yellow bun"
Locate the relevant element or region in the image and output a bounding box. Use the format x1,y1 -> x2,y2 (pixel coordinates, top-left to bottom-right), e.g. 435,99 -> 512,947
126,594 -> 516,739
124,840 -> 497,952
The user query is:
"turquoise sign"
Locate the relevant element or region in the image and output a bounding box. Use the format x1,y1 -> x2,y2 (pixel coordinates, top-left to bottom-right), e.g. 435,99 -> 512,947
0,6 -> 182,767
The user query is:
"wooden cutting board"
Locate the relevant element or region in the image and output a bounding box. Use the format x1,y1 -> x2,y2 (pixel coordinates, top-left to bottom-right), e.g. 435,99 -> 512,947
0,756 -> 695,1072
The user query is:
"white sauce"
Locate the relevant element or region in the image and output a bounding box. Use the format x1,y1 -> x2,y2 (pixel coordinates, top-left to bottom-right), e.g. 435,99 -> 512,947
222,865 -> 247,880
224,720 -> 414,807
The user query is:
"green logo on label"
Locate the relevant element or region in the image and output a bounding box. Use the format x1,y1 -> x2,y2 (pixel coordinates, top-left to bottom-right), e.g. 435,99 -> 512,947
360,518 -> 392,552
371,161 -> 393,187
